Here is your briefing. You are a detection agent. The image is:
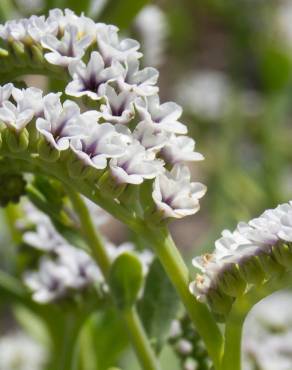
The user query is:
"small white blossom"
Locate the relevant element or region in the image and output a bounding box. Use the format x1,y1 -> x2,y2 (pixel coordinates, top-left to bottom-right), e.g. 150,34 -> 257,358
96,23 -> 142,65
70,115 -> 128,170
161,135 -> 204,165
110,141 -> 164,184
0,101 -> 34,132
66,51 -> 122,100
12,87 -> 44,117
100,84 -> 136,124
41,24 -> 92,67
24,258 -> 72,303
136,95 -> 187,134
152,164 -> 206,219
133,121 -> 168,152
27,15 -> 58,42
0,331 -> 47,370
36,95 -> 82,151
118,56 -> 159,96
0,19 -> 28,42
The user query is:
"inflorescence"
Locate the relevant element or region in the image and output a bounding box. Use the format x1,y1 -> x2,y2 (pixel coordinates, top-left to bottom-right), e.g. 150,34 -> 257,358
0,8 -> 206,221
190,202 -> 292,316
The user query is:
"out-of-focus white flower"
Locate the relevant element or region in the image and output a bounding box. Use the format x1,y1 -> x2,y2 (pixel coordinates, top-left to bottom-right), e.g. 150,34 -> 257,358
0,19 -> 28,42
0,83 -> 13,107
243,291 -> 292,370
0,331 -> 47,370
100,84 -> 136,124
175,70 -> 231,120
71,116 -> 128,170
176,339 -> 193,355
66,51 -> 122,100
152,164 -> 206,219
119,56 -> 159,96
276,0 -> 292,48
12,87 -> 44,117
24,258 -> 72,303
161,135 -> 204,165
0,101 -> 34,132
41,24 -> 92,67
110,141 -> 164,184
133,121 -> 168,152
36,96 -> 82,151
96,23 -> 142,65
135,5 -> 168,67
136,95 -> 187,134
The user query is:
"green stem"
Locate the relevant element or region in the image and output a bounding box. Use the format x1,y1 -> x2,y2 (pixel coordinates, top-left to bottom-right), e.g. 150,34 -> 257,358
220,271 -> 292,370
122,307 -> 161,370
67,189 -> 160,370
143,226 -> 223,369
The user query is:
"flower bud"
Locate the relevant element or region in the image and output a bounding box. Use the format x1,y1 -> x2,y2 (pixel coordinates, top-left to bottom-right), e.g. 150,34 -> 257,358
67,156 -> 93,179
207,287 -> 234,316
37,137 -> 60,162
5,129 -> 29,152
273,243 -> 292,268
98,171 -> 126,198
238,256 -> 265,285
31,44 -> 45,65
258,252 -> 284,276
217,264 -> 246,297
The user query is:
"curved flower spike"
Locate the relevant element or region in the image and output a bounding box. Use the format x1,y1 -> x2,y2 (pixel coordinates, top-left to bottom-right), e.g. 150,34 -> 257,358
110,141 -> 164,184
41,24 -> 92,67
100,84 -> 136,125
135,95 -> 187,134
96,23 -> 142,65
36,95 -> 81,151
71,114 -> 128,170
152,164 -> 207,219
0,101 -> 34,132
119,56 -> 159,96
66,51 -> 123,100
161,135 -> 204,165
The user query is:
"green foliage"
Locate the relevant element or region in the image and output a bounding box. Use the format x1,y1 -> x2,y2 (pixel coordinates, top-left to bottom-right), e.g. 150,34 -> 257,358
109,252 -> 143,310
139,260 -> 180,353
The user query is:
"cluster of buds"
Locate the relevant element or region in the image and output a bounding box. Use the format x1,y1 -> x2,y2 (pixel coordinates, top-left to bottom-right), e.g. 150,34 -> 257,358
0,8 -> 205,221
21,201 -> 153,304
169,315 -> 211,370
190,202 -> 292,317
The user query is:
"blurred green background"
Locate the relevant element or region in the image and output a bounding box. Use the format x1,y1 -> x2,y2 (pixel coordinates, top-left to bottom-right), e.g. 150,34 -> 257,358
1,0 -> 292,369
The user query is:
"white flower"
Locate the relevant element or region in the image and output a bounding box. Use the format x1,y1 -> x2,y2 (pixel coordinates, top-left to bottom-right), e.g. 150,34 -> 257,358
133,121 -> 168,151
0,19 -> 28,42
152,164 -> 206,219
135,95 -> 187,134
36,95 -> 82,151
56,245 -> 103,288
135,5 -> 168,67
27,15 -> 58,43
161,135 -> 204,165
110,141 -> 164,184
0,83 -> 13,106
12,87 -> 44,117
0,332 -> 47,370
24,258 -> 72,303
118,56 -> 159,96
70,115 -> 128,170
41,24 -> 92,67
96,23 -> 142,65
23,217 -> 66,251
66,51 -> 123,100
0,101 -> 34,132
100,84 -> 136,124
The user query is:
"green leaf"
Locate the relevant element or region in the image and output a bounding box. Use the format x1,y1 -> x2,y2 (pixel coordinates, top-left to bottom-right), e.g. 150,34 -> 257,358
138,259 -> 180,353
109,252 -> 143,310
99,0 -> 150,29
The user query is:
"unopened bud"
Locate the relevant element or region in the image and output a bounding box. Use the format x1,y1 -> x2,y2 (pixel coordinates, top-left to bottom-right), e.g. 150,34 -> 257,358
238,256 -> 265,285
273,244 -> 292,268
217,264 -> 246,297
5,129 -> 29,152
37,137 -> 60,162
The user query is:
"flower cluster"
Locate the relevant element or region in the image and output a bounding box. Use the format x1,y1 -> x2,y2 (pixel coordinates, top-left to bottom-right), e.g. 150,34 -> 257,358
21,201 -> 153,303
0,8 -> 205,220
190,202 -> 292,314
243,291 -> 292,370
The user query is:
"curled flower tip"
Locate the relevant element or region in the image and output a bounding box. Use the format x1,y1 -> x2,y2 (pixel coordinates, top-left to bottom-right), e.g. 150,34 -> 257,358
189,201 -> 292,318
